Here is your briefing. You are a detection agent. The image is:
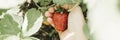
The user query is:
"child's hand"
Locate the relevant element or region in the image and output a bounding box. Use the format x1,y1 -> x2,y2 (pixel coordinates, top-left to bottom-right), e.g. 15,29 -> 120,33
45,5 -> 88,40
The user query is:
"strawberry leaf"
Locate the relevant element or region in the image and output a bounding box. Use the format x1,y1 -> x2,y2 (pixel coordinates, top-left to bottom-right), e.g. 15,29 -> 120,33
53,0 -> 82,5
39,0 -> 52,6
0,14 -> 20,35
22,8 -> 43,37
33,0 -> 39,3
118,0 -> 120,11
0,35 -> 20,40
0,35 -> 40,40
33,0 -> 52,7
6,7 -> 23,28
0,9 -> 7,15
0,35 -> 10,40
83,23 -> 90,39
23,37 -> 40,40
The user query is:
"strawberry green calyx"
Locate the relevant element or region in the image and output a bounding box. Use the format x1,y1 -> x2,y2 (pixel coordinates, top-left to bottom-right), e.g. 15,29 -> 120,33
55,7 -> 69,14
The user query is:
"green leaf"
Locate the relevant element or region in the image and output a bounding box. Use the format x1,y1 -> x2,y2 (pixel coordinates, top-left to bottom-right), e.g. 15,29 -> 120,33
33,0 -> 52,7
10,14 -> 23,28
0,9 -> 7,15
118,0 -> 120,11
53,0 -> 82,5
0,14 -> 20,35
33,0 -> 39,3
3,35 -> 20,40
39,0 -> 52,6
80,3 -> 87,12
83,23 -> 90,39
83,23 -> 95,40
22,8 -> 43,37
0,35 -> 40,40
89,34 -> 95,40
26,8 -> 42,31
6,7 -> 23,28
0,35 -> 10,40
23,37 -> 40,40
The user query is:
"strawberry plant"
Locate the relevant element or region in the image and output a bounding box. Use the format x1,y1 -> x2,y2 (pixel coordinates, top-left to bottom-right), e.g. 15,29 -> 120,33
0,0 -> 89,40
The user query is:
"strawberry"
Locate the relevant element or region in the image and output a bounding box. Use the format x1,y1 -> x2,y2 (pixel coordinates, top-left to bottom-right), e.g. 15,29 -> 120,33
52,8 -> 69,32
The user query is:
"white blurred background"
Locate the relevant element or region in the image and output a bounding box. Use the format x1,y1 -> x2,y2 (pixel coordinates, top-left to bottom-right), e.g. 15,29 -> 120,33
84,0 -> 120,40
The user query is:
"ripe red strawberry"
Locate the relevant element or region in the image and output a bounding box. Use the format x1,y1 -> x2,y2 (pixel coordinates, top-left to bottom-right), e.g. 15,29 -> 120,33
52,11 -> 68,32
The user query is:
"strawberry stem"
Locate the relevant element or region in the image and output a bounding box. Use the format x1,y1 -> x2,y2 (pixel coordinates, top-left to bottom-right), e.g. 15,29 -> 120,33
56,7 -> 69,13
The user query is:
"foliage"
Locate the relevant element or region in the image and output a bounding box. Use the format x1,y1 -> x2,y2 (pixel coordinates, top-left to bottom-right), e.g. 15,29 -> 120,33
0,0 -> 88,40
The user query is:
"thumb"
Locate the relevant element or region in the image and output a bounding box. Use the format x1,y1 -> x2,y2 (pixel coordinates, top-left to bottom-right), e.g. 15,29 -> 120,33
60,5 -> 87,40
68,5 -> 85,32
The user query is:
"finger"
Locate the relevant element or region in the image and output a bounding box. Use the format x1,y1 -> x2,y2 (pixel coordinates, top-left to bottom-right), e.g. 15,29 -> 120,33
68,6 -> 85,31
43,20 -> 50,25
48,7 -> 55,13
45,11 -> 53,18
47,18 -> 54,27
